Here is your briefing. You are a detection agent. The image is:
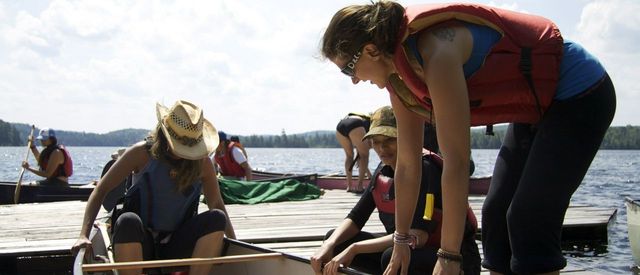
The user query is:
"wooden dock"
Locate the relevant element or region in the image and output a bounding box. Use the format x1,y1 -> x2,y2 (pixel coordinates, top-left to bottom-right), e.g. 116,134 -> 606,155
0,189 -> 616,274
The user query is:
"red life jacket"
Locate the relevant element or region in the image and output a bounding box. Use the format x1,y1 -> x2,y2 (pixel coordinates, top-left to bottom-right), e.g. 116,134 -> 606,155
423,207 -> 477,247
214,142 -> 246,178
371,173 -> 395,214
371,151 -> 478,247
389,3 -> 564,126
42,145 -> 73,178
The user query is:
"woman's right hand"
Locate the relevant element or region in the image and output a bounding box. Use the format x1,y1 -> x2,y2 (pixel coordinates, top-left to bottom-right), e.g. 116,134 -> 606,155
310,245 -> 333,275
71,236 -> 92,256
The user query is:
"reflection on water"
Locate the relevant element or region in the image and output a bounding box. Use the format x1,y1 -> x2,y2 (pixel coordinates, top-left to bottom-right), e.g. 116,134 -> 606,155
0,147 -> 638,273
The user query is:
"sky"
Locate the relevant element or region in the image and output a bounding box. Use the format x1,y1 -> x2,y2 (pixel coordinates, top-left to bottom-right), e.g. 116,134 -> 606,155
0,0 -> 638,135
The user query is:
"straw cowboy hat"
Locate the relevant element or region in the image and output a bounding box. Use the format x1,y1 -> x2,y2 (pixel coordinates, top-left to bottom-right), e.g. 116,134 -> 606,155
156,100 -> 219,160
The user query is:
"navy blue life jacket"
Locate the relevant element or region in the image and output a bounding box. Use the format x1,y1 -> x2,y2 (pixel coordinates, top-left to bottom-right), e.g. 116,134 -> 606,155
114,158 -> 202,233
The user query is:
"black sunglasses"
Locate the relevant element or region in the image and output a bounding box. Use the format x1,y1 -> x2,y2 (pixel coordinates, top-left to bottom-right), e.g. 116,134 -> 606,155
340,51 -> 362,77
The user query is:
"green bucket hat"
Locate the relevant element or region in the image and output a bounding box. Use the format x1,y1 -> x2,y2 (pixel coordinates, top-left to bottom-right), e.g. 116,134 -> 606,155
363,106 -> 397,140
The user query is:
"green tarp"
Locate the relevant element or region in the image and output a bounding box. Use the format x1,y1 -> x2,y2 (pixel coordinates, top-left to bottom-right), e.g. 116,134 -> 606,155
217,178 -> 322,204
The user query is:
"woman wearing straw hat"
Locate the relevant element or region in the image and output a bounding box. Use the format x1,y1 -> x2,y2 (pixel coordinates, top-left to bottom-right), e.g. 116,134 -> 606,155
72,100 -> 236,275
311,106 -> 480,275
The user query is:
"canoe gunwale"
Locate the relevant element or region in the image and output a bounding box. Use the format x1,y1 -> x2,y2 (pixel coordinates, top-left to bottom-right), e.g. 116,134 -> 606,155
73,224 -> 368,275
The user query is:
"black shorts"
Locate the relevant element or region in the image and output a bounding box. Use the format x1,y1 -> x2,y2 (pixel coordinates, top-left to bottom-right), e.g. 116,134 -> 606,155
112,209 -> 227,260
336,116 -> 370,137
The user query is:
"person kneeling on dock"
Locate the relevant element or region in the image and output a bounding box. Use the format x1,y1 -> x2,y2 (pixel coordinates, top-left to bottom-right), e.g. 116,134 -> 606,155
72,100 -> 236,275
310,106 -> 480,275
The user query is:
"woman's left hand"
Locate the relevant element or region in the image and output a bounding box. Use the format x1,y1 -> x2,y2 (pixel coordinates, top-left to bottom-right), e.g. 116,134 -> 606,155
383,243 -> 411,275
433,257 -> 461,275
21,161 -> 29,169
322,246 -> 356,275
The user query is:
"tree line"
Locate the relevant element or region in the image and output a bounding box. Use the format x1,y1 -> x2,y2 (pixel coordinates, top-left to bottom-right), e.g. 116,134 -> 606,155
2,120 -> 640,149
239,130 -> 339,148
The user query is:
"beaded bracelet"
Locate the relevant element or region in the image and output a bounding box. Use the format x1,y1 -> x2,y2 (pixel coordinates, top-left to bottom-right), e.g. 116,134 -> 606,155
393,231 -> 417,249
436,248 -> 463,263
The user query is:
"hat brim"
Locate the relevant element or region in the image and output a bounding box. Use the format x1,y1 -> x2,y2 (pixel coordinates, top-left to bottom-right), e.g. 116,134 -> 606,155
156,102 -> 219,160
363,126 -> 398,141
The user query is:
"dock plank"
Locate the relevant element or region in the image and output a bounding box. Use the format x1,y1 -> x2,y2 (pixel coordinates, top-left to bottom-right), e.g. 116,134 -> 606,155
0,189 -> 616,260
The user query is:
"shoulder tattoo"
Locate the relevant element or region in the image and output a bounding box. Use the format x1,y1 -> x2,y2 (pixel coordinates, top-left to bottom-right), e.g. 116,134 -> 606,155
432,27 -> 455,42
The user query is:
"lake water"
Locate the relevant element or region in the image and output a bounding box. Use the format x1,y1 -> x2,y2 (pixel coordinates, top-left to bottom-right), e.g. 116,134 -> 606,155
1,147 -> 638,274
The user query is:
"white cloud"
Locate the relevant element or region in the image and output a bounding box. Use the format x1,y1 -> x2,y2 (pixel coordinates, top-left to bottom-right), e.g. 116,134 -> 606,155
574,0 -> 640,126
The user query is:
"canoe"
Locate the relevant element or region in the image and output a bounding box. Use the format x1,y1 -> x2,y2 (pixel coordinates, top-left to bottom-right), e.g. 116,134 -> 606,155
254,172 -> 319,185
74,222 -> 368,275
0,181 -> 94,204
253,170 -> 492,195
626,197 -> 640,267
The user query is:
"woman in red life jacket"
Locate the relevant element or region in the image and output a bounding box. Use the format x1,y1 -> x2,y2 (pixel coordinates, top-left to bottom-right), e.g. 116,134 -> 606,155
214,131 -> 253,181
336,113 -> 373,193
321,2 -> 616,275
71,100 -> 236,275
21,128 -> 72,186
311,106 -> 481,275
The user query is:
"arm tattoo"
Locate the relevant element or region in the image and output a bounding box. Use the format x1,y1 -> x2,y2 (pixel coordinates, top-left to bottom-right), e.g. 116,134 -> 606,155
432,27 -> 456,42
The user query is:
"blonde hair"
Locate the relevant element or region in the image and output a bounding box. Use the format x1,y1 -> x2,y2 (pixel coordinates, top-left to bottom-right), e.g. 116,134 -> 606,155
321,0 -> 405,60
148,123 -> 202,193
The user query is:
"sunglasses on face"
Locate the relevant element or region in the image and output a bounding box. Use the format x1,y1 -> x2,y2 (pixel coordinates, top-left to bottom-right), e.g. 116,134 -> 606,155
340,51 -> 362,77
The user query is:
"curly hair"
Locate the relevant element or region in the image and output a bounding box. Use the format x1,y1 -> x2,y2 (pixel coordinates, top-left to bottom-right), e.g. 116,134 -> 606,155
148,123 -> 202,193
321,0 -> 405,61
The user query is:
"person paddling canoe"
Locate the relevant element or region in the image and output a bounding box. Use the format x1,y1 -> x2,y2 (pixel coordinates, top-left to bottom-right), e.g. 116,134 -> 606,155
21,128 -> 72,186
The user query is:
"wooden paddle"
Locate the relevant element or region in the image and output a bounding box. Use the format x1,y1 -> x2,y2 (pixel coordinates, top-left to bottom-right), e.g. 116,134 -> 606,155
82,252 -> 284,272
14,125 -> 35,204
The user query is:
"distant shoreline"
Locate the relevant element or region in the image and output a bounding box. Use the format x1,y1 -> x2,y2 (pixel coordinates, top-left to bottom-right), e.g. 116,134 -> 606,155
3,121 -> 639,149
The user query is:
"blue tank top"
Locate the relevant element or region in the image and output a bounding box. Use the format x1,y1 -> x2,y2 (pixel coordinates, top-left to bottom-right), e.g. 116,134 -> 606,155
406,22 -> 606,100
130,159 -> 202,232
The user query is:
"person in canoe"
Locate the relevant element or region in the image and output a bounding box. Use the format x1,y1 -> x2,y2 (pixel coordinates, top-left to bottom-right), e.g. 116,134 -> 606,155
320,1 -> 615,274
101,148 -> 126,178
72,100 -> 236,275
310,106 -> 481,275
21,128 -> 72,186
214,131 -> 253,181
336,112 -> 373,193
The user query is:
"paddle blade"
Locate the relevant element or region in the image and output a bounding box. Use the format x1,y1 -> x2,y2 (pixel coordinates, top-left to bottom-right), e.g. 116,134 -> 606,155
15,125 -> 35,204
14,170 -> 25,204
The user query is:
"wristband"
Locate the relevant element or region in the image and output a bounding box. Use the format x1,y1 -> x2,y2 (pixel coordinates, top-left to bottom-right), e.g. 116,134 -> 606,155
436,248 -> 463,263
393,231 -> 417,249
